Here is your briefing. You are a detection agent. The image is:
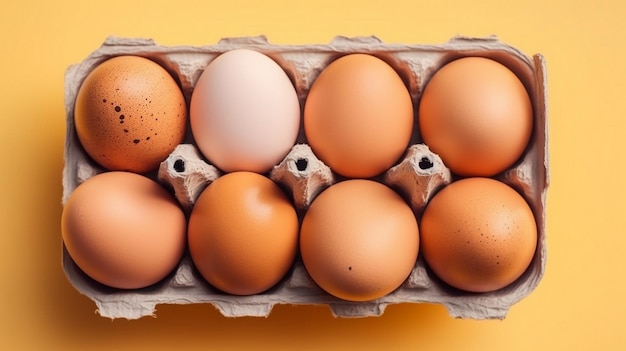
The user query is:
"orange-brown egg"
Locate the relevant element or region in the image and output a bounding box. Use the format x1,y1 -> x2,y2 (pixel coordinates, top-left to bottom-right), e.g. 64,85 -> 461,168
300,179 -> 419,301
418,57 -> 533,177
304,54 -> 414,178
420,177 -> 537,293
61,171 -> 187,289
74,55 -> 187,173
187,172 -> 299,295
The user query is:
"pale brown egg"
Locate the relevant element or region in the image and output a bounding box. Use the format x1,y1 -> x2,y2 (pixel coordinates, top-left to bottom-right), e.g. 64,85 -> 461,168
418,57 -> 533,177
304,54 -> 414,178
300,179 -> 419,301
61,171 -> 187,289
187,172 -> 299,295
74,55 -> 187,173
419,177 -> 537,293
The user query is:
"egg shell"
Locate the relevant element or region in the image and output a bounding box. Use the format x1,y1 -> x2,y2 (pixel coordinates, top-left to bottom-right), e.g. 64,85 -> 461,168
74,55 -> 187,173
190,49 -> 301,174
303,54 -> 414,178
300,179 -> 419,302
418,57 -> 533,177
420,177 -> 538,293
62,35 -> 548,320
187,171 -> 300,295
61,171 -> 187,290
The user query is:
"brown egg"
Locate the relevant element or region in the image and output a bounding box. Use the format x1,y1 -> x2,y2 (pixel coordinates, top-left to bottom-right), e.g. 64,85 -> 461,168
61,171 -> 187,289
304,54 -> 414,178
300,179 -> 419,301
418,57 -> 533,177
420,177 -> 537,293
74,55 -> 187,173
187,172 -> 299,295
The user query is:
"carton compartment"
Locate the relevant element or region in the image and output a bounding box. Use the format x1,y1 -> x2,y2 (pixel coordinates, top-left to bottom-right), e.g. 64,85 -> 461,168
62,35 -> 548,320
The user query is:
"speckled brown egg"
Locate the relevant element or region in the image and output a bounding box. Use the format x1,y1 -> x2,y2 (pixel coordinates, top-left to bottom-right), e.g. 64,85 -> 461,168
420,177 -> 537,293
74,55 -> 187,173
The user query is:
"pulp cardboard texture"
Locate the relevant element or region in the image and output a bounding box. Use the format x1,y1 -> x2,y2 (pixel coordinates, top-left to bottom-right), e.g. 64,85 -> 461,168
62,35 -> 549,320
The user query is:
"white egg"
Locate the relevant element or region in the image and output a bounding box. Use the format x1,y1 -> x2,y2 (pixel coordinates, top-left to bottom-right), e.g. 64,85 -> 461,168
190,49 -> 300,174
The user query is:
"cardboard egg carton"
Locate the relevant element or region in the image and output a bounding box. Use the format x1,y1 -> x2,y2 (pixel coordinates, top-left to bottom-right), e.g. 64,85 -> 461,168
62,35 -> 548,320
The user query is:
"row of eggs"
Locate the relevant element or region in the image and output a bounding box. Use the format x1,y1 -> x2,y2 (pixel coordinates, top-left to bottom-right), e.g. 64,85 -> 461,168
62,49 -> 537,302
73,49 -> 533,179
62,169 -> 537,301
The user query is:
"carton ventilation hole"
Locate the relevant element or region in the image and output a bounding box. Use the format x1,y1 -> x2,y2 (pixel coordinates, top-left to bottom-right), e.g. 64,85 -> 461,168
173,159 -> 185,173
295,158 -> 308,171
418,157 -> 434,170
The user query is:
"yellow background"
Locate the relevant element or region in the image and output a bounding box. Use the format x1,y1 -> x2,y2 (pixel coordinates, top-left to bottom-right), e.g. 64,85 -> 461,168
1,0 -> 624,349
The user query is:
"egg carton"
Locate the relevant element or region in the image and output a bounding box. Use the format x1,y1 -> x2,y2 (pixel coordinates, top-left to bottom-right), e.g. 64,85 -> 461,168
62,35 -> 548,320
